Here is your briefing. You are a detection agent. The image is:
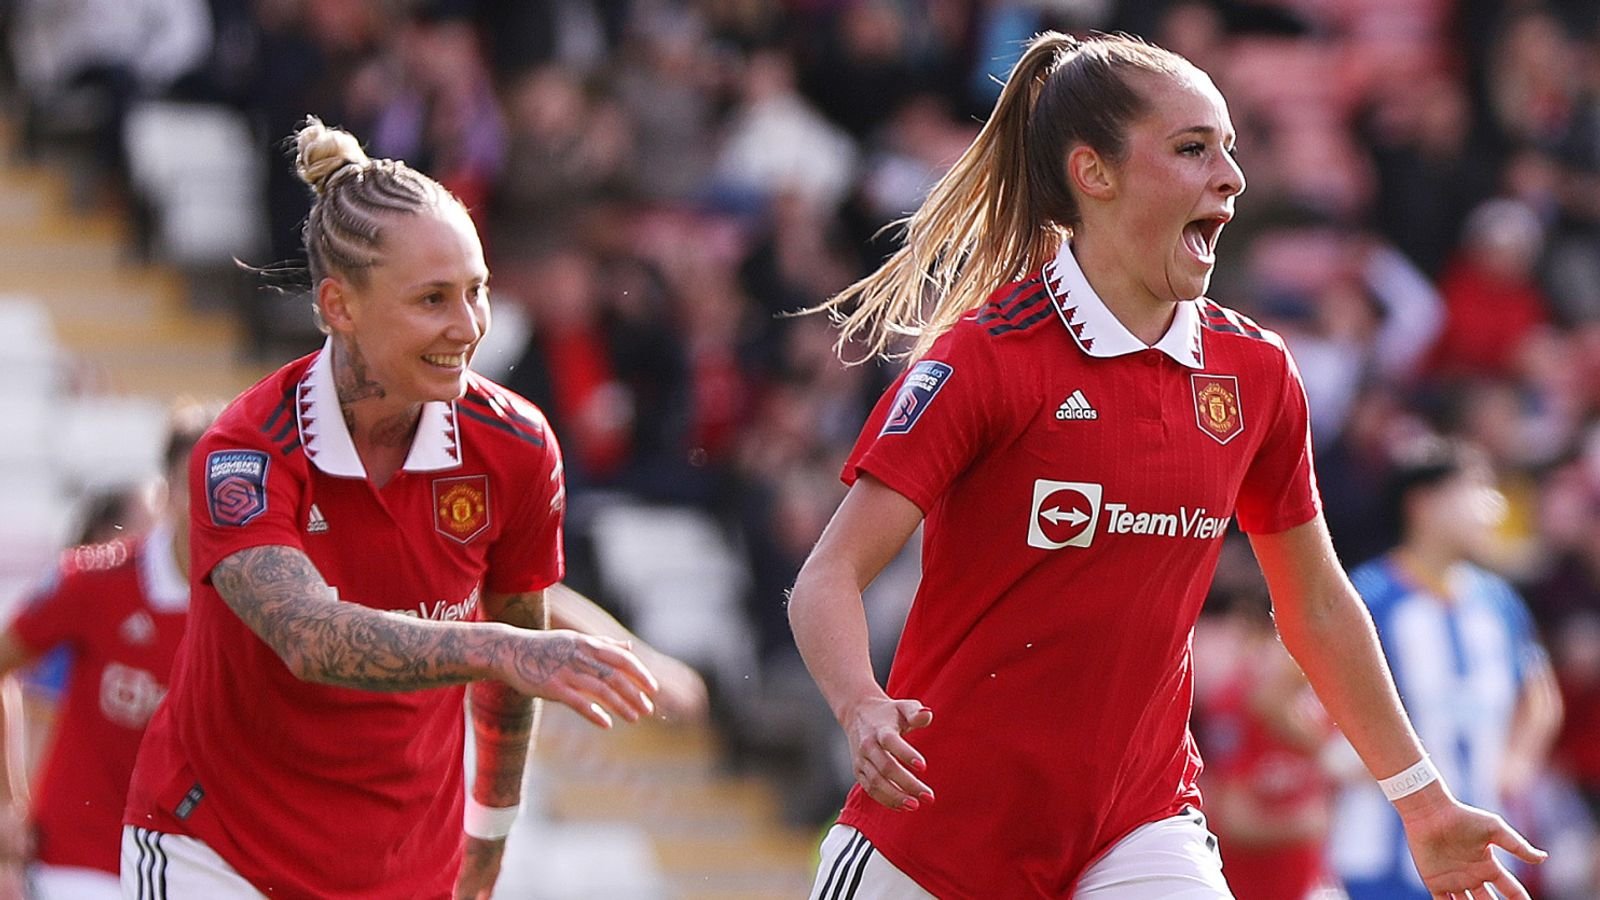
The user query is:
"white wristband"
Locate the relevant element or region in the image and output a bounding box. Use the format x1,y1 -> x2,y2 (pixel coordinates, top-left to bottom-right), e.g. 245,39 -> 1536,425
463,798 -> 519,840
1378,757 -> 1440,802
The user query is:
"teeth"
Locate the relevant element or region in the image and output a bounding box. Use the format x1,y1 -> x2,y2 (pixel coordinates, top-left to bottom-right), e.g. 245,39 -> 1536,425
1183,222 -> 1210,259
424,354 -> 465,367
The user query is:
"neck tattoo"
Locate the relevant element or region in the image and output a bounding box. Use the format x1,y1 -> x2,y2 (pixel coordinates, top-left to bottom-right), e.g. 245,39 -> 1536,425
334,339 -> 387,406
333,338 -> 421,448
371,410 -> 421,448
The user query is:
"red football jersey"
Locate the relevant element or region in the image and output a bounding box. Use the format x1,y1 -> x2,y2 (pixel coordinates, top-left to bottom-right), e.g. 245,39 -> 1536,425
8,529 -> 187,874
1201,660 -> 1337,900
124,344 -> 566,899
837,244 -> 1320,898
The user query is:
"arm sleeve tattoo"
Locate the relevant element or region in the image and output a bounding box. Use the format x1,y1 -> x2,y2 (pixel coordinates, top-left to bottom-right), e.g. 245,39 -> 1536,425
211,545 -> 496,691
468,590 -> 546,809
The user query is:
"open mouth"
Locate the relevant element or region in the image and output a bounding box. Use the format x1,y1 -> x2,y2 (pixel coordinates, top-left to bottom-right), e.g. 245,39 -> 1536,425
422,353 -> 467,369
1182,217 -> 1228,262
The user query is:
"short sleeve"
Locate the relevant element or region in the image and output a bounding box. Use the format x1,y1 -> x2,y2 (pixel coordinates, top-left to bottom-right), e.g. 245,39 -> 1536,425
843,324 -> 1001,514
5,557 -> 89,656
1235,344 -> 1322,534
190,421 -> 308,583
484,410 -> 566,595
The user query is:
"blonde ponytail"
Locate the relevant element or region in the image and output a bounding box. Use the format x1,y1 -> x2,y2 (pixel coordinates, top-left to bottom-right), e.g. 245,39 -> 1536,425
815,32 -> 1190,362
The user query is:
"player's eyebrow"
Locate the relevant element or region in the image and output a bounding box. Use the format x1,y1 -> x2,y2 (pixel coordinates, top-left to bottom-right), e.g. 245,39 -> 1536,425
1166,124 -> 1238,149
406,275 -> 490,291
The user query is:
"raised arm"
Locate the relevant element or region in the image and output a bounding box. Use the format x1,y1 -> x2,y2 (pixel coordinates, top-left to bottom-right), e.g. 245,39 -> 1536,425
787,474 -> 927,812
1249,516 -> 1546,899
210,546 -> 658,713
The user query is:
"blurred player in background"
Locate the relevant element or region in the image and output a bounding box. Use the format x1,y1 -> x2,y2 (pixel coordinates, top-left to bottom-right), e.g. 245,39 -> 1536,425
1198,590 -> 1344,900
0,401 -> 211,900
121,118 -> 663,900
1334,438 -> 1563,899
788,31 -> 1546,899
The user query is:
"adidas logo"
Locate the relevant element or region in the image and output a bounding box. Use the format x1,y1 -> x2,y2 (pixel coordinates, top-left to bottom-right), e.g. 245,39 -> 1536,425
307,504 -> 329,534
1055,389 -> 1098,421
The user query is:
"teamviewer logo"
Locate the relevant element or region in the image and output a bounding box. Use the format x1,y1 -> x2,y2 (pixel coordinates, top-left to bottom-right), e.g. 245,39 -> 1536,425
1028,480 -> 1102,549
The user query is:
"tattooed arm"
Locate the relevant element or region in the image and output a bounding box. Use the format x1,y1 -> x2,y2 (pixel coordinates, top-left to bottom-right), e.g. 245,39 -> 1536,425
456,590 -> 547,900
210,546 -> 659,723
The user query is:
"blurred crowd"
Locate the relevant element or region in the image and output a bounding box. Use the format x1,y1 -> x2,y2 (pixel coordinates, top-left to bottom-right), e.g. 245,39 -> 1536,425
6,0 -> 1600,894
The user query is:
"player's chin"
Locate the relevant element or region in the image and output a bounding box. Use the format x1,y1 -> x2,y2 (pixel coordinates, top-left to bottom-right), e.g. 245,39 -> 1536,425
1165,261 -> 1214,302
417,370 -> 471,403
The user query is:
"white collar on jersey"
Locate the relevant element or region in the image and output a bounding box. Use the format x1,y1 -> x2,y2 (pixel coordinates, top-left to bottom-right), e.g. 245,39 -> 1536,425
297,338 -> 464,479
1042,242 -> 1205,369
138,520 -> 189,612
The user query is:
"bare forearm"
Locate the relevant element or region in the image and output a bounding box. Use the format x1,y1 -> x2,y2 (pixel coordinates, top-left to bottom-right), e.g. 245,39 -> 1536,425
1274,584 -> 1426,780
788,561 -> 883,724
1252,524 -> 1428,782
0,679 -> 24,808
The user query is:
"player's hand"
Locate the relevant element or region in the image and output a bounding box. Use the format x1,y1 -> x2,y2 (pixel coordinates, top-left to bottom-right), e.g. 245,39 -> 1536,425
842,694 -> 934,812
640,649 -> 709,724
453,835 -> 506,900
493,628 -> 659,728
1395,789 -> 1546,900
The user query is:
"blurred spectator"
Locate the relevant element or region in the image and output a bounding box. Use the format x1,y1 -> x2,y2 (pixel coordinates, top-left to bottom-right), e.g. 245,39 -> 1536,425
502,244 -> 638,488
1317,385 -> 1431,565
1426,198 -> 1551,379
712,47 -> 858,212
797,0 -> 945,141
1542,164 -> 1600,326
253,0 -> 393,264
1245,227 -> 1441,443
850,93 -> 977,227
1530,459 -> 1600,823
611,9 -> 720,203
1362,75 -> 1498,278
493,65 -> 633,242
350,13 -> 507,217
1332,438 -> 1563,899
1489,8 -> 1582,150
1552,613 -> 1600,819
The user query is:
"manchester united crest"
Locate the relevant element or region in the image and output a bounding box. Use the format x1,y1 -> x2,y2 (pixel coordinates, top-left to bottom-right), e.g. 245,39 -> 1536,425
1191,374 -> 1243,445
433,475 -> 490,543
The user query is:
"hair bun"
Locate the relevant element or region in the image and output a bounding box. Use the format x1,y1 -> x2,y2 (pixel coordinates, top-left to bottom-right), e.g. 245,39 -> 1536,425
293,116 -> 371,195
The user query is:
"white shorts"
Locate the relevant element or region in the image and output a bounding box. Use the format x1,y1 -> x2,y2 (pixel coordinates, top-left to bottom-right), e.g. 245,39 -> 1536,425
1076,808 -> 1233,898
810,808 -> 1234,899
808,824 -> 934,900
29,864 -> 121,900
119,826 -> 265,899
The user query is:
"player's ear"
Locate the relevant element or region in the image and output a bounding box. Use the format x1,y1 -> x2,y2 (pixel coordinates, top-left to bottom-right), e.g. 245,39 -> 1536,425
317,277 -> 356,334
1067,144 -> 1116,201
